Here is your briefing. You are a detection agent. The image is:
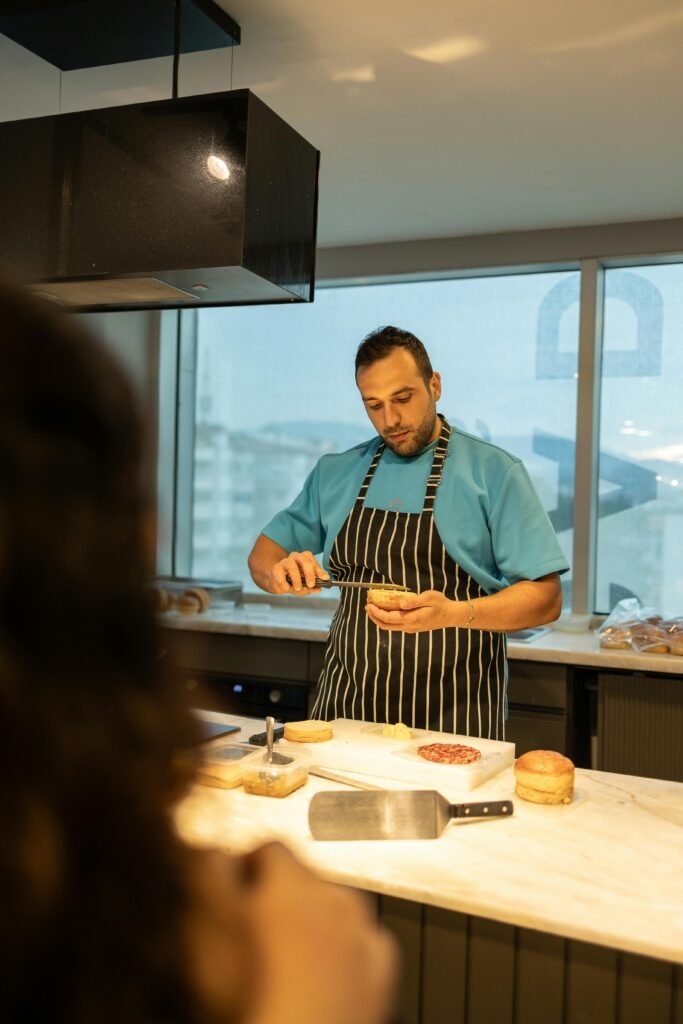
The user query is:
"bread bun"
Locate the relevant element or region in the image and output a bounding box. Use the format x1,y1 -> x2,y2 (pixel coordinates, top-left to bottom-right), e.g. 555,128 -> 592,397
283,720 -> 334,743
514,749 -> 575,805
175,592 -> 202,615
668,631 -> 683,656
185,587 -> 210,613
598,625 -> 632,650
148,586 -> 172,613
366,588 -> 414,609
631,626 -> 669,654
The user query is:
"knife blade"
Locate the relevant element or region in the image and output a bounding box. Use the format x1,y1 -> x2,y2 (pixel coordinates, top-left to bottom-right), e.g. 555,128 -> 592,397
308,790 -> 514,840
287,576 -> 409,592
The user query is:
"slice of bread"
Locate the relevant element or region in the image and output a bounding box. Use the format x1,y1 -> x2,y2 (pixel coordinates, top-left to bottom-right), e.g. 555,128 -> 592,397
283,719 -> 334,743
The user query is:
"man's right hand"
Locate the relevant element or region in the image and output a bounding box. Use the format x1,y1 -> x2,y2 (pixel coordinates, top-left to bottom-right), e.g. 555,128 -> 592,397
269,550 -> 329,595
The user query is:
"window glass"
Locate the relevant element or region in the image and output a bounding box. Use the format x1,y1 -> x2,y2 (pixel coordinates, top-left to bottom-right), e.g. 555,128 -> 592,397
192,272 -> 579,593
596,266 -> 683,614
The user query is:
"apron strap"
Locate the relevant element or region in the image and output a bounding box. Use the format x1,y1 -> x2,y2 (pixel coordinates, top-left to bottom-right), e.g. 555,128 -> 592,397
422,417 -> 451,514
354,441 -> 385,509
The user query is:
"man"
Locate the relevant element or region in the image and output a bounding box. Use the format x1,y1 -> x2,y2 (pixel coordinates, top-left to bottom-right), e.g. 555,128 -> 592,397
248,326 -> 568,739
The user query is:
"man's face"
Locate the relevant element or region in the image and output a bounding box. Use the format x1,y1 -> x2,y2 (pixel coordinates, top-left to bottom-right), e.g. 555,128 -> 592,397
356,348 -> 442,456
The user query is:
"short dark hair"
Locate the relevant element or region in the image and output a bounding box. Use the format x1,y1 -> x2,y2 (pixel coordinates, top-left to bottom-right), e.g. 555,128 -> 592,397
355,326 -> 434,385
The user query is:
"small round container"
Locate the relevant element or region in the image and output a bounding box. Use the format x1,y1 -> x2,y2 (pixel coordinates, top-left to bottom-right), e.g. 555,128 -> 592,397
241,748 -> 311,798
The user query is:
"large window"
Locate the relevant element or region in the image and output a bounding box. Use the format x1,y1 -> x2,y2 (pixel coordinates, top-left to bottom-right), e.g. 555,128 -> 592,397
596,265 -> 683,614
190,271 -> 579,593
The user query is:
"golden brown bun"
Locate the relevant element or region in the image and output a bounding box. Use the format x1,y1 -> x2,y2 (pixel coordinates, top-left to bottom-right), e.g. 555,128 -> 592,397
515,782 -> 572,805
631,626 -> 669,654
669,631 -> 683,656
514,749 -> 575,805
185,587 -> 210,613
366,588 -> 414,610
148,586 -> 172,613
283,720 -> 334,743
175,593 -> 201,615
598,625 -> 632,650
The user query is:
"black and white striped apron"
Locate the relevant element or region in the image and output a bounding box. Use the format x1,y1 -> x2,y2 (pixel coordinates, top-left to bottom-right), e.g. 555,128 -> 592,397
311,418 -> 507,739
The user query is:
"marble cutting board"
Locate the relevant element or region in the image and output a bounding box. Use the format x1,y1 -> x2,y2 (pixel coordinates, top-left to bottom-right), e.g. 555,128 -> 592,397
279,718 -> 515,791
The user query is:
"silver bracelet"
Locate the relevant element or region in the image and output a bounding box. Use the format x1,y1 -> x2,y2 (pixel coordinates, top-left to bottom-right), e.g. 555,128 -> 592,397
464,599 -> 476,626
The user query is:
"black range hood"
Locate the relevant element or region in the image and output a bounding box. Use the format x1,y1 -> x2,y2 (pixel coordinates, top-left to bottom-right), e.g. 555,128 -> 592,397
0,0 -> 241,70
0,89 -> 320,310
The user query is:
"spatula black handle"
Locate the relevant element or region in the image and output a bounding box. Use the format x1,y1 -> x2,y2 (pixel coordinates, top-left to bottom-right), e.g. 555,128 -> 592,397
450,800 -> 513,819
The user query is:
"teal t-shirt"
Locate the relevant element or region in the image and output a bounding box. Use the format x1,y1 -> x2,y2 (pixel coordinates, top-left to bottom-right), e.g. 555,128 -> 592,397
262,427 -> 570,595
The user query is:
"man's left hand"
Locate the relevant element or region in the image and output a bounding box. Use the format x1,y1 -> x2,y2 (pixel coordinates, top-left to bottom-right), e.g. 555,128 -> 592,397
366,590 -> 459,633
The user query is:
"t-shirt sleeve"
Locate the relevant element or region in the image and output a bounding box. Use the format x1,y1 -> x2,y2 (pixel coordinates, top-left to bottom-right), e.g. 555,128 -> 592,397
488,462 -> 570,583
261,461 -> 325,556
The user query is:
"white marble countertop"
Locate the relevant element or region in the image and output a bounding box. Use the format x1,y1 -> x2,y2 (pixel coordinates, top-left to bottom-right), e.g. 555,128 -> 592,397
177,714 -> 683,965
160,603 -> 683,675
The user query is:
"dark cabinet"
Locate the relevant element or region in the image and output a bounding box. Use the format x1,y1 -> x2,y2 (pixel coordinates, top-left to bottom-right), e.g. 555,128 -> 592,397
598,671 -> 683,783
162,629 -> 592,762
506,661 -> 590,765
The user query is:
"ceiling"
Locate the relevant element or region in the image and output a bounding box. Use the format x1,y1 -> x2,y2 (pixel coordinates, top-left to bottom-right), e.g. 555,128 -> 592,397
2,0 -> 683,248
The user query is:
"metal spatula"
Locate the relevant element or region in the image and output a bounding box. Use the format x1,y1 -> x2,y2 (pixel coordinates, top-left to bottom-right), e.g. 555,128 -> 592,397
308,790 -> 513,840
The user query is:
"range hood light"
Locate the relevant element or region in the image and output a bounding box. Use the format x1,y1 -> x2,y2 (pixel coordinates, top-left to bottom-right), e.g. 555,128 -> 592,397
207,154 -> 230,181
0,90 -> 320,311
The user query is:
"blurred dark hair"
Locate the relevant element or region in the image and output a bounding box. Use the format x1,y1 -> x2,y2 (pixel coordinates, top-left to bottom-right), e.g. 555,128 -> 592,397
355,326 -> 434,385
0,284 -> 200,1023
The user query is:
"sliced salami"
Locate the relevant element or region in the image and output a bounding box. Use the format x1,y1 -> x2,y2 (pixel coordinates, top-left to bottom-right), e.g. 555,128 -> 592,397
417,742 -> 482,765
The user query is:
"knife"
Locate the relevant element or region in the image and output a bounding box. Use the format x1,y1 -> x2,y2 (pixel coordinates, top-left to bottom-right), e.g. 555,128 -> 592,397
308,790 -> 514,840
287,575 -> 409,592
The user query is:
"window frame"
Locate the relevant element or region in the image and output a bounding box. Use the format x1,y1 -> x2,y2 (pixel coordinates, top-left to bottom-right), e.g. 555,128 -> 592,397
162,237 -> 683,617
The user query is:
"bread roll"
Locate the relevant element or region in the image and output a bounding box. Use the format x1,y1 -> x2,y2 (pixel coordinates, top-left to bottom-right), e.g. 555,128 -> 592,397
283,720 -> 334,743
598,625 -> 632,650
631,626 -> 669,654
514,749 -> 575,805
668,631 -> 683,656
366,588 -> 414,610
175,592 -> 202,615
185,587 -> 210,613
148,586 -> 172,613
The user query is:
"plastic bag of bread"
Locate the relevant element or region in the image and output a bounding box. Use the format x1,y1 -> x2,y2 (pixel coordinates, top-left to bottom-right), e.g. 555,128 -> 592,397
596,598 -> 656,651
631,624 -> 670,655
663,618 -> 683,655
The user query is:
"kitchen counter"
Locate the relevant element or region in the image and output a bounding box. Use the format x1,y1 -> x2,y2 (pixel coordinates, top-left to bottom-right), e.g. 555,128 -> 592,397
176,714 -> 683,966
161,603 -> 683,675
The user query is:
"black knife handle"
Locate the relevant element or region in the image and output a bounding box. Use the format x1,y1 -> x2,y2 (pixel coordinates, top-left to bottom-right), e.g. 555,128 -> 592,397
285,574 -> 334,589
450,800 -> 514,819
249,725 -> 285,745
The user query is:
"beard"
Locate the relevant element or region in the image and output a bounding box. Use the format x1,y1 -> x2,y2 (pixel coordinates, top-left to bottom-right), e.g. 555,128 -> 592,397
382,402 -> 439,456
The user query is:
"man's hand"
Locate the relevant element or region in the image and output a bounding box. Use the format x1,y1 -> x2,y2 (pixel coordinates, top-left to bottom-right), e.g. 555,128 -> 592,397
269,550 -> 329,596
366,590 -> 459,632
248,535 -> 330,596
366,574 -> 563,633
